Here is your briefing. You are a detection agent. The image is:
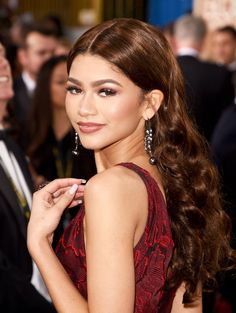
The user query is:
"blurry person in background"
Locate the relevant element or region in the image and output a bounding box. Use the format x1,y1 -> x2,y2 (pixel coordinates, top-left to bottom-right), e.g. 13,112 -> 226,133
12,23 -> 57,145
211,25 -> 236,96
174,14 -> 234,141
26,55 -> 96,246
211,25 -> 236,68
41,14 -> 65,39
0,43 -> 56,313
0,42 -> 13,102
162,21 -> 176,55
54,37 -> 71,56
26,55 -> 96,188
7,14 -> 34,77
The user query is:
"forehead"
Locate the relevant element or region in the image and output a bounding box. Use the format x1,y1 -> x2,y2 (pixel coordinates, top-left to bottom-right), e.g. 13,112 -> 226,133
214,32 -> 235,42
26,32 -> 56,49
70,54 -> 122,78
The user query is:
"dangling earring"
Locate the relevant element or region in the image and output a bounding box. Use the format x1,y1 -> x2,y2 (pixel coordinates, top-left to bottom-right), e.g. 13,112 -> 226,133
144,119 -> 157,165
72,132 -> 80,156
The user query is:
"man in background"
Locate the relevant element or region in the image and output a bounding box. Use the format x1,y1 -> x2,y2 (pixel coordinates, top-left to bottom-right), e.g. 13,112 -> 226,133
13,24 -> 57,127
211,25 -> 236,97
0,43 -> 56,313
174,14 -> 234,141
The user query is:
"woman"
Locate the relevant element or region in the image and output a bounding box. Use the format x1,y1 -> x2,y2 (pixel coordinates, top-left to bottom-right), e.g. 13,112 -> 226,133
26,55 -> 96,186
27,18 -> 236,313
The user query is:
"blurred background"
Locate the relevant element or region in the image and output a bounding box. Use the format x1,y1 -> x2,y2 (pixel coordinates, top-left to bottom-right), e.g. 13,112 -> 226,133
0,0 -> 236,43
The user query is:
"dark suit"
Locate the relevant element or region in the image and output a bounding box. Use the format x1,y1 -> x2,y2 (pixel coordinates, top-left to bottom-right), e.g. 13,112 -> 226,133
210,104 -> 236,312
13,75 -> 32,125
177,55 -> 234,141
0,132 -> 55,312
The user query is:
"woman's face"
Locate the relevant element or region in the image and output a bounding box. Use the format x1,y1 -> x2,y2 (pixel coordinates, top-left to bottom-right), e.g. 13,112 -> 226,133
65,54 -> 146,151
50,61 -> 68,108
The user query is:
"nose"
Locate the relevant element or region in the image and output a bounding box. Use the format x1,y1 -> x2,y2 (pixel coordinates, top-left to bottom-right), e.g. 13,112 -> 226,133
78,92 -> 97,117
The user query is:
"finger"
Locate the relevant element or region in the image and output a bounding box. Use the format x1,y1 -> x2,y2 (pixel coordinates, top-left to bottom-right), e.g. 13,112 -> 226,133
68,199 -> 83,208
34,190 -> 54,207
53,184 -> 79,213
39,178 -> 86,195
53,190 -> 84,204
53,184 -> 85,198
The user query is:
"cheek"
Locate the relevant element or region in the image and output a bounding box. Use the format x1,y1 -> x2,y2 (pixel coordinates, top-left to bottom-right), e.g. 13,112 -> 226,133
103,97 -> 141,123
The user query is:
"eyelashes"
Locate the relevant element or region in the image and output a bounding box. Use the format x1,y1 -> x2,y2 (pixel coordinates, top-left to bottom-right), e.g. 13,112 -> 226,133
66,85 -> 81,94
66,85 -> 117,97
99,88 -> 117,97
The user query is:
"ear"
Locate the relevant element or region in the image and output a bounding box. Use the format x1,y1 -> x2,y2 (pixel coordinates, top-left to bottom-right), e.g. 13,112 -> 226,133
142,89 -> 164,120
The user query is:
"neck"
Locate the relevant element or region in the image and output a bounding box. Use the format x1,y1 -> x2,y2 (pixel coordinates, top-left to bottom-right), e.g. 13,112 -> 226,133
93,121 -> 165,197
177,42 -> 202,54
52,107 -> 71,141
94,130 -> 164,195
94,122 -> 148,173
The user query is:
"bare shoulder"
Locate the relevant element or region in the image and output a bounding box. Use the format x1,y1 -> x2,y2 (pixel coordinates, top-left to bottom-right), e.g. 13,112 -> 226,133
84,165 -> 148,224
84,165 -> 146,200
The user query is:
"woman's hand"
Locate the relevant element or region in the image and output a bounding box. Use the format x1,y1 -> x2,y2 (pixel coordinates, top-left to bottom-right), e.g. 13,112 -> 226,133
27,178 -> 86,252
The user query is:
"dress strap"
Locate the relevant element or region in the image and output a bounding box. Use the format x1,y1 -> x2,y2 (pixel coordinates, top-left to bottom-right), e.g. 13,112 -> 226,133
117,162 -> 165,205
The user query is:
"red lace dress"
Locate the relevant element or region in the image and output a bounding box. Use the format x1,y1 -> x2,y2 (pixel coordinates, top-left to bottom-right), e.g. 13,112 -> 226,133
56,162 -> 176,312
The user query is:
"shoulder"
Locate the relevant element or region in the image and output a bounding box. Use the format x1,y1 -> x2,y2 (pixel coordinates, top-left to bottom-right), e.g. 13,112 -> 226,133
201,60 -> 231,77
84,165 -> 148,227
85,165 -> 146,200
177,55 -> 198,65
214,105 -> 236,131
5,134 -> 25,158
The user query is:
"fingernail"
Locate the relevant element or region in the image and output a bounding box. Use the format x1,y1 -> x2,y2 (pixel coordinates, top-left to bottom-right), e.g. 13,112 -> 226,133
81,179 -> 87,184
68,184 -> 79,195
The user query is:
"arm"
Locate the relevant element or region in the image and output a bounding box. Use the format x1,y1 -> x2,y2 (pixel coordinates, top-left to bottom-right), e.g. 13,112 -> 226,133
27,168 -> 144,313
84,168 -> 140,313
171,283 -> 202,313
27,178 -> 88,313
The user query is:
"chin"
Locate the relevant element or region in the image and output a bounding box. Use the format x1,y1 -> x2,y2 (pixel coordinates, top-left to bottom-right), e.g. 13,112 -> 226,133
79,138 -> 110,151
79,140 -> 98,151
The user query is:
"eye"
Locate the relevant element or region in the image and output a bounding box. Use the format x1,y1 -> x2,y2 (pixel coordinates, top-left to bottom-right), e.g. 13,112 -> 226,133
66,85 -> 82,95
99,88 -> 116,97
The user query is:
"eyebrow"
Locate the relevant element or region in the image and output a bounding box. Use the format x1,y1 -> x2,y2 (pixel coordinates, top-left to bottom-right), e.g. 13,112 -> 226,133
67,77 -> 123,87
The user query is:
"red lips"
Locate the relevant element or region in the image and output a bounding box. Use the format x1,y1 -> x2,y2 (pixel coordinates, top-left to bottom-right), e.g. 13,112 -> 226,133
78,122 -> 105,134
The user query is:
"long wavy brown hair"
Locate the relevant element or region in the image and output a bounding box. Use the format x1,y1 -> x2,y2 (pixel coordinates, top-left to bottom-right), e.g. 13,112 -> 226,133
67,18 -> 236,301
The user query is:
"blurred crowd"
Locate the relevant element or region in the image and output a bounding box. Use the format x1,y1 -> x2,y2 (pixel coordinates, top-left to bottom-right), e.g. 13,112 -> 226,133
0,9 -> 96,313
0,6 -> 236,313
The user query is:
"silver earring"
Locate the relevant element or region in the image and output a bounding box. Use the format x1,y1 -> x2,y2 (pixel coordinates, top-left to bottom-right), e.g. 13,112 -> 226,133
72,132 -> 80,156
144,119 -> 156,165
